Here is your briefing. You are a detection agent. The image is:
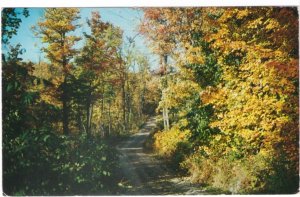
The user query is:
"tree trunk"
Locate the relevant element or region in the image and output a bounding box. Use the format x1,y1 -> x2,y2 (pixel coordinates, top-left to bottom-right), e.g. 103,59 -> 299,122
62,80 -> 69,135
90,103 -> 93,135
86,89 -> 92,137
162,98 -> 170,131
61,33 -> 69,135
141,79 -> 146,115
165,107 -> 169,130
161,54 -> 169,131
126,78 -> 131,130
108,101 -> 111,137
163,107 -> 167,130
122,70 -> 127,132
77,110 -> 86,134
101,81 -> 105,137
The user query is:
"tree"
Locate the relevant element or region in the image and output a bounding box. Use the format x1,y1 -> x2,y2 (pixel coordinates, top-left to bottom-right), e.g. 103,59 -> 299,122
2,8 -> 29,44
199,7 -> 299,192
140,8 -> 176,131
33,8 -> 81,135
141,7 -> 299,193
2,8 -> 157,195
75,11 -> 122,137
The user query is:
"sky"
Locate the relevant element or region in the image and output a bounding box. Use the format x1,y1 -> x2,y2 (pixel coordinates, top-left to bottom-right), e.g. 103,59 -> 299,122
6,8 -> 160,70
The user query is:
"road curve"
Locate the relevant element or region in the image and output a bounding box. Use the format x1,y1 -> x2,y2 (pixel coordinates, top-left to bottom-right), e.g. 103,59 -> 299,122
116,117 -> 206,195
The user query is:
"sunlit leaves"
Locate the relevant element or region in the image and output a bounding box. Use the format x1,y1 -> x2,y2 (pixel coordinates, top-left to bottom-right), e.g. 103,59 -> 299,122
143,7 -> 298,193
33,8 -> 81,74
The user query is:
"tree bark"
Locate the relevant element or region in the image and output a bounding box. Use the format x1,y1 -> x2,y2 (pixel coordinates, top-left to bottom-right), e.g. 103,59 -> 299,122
161,54 -> 169,131
108,101 -> 111,137
86,88 -> 92,137
62,79 -> 69,135
122,69 -> 127,132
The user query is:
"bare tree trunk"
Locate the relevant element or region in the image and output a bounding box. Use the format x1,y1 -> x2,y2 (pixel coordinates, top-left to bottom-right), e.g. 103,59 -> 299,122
163,106 -> 167,130
161,54 -> 170,131
162,96 -> 170,131
165,108 -> 169,130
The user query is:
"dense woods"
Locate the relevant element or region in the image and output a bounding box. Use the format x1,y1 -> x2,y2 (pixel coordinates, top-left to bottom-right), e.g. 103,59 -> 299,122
2,7 -> 299,195
2,8 -> 158,195
141,7 -> 299,194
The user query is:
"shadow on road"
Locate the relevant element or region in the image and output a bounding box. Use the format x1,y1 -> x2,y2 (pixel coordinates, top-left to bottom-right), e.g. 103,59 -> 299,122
115,117 -> 207,195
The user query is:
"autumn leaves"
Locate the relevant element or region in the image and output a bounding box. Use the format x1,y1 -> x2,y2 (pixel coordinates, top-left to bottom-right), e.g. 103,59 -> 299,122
141,7 -> 298,193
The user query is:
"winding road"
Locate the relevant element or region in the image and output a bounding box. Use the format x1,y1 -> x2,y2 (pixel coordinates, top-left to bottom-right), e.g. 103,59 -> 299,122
116,117 -> 206,195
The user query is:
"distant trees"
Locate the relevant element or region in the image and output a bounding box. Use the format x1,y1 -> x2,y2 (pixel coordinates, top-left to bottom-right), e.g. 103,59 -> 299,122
31,9 -> 155,137
74,11 -> 122,137
72,11 -> 155,137
140,9 -> 175,131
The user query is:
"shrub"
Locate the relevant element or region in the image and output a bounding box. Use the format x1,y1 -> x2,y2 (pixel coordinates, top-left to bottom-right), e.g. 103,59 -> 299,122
153,126 -> 191,158
182,149 -> 298,194
181,154 -> 214,184
3,129 -> 120,195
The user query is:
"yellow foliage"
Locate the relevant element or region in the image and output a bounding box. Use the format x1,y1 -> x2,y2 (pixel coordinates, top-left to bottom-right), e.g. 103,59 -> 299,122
142,7 -> 298,193
153,126 -> 191,158
158,78 -> 200,111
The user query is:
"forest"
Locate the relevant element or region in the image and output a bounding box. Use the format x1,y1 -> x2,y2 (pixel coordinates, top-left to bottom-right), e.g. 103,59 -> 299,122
2,7 -> 299,195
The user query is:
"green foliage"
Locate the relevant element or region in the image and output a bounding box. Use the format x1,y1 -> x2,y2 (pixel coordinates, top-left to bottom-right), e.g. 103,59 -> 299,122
2,44 -> 37,139
1,8 -> 29,44
54,134 -> 120,195
185,98 -> 219,145
2,8 -> 132,195
3,130 -> 120,195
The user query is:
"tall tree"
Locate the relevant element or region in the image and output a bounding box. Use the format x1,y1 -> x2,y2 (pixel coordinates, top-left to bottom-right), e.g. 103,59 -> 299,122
33,8 -> 81,135
75,11 -> 122,136
140,8 -> 177,131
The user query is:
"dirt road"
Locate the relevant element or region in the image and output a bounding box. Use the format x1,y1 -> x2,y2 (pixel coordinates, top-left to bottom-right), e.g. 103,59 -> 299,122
116,117 -> 206,195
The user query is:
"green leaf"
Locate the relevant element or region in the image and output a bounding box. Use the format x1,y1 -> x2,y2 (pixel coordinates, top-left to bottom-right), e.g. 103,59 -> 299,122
14,81 -> 19,88
6,83 -> 13,92
43,135 -> 50,142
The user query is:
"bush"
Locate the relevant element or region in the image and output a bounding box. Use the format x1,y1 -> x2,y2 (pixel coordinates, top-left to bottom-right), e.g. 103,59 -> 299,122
54,134 -> 120,195
3,129 -> 120,195
181,154 -> 214,184
153,126 -> 191,158
182,150 -> 299,194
